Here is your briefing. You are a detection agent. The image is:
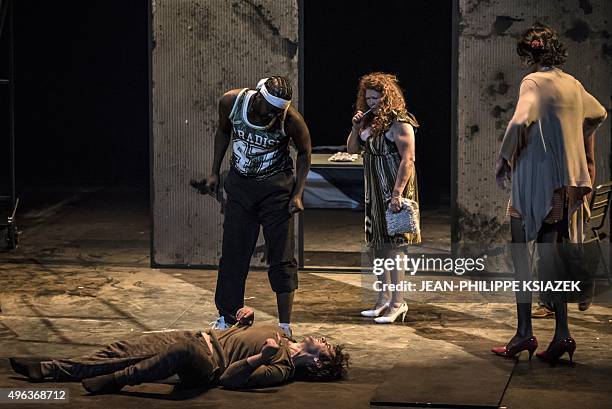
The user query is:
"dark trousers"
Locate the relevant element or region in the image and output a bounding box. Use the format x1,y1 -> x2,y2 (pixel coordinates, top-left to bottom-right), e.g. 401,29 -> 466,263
216,169 -> 298,324
43,332 -> 219,387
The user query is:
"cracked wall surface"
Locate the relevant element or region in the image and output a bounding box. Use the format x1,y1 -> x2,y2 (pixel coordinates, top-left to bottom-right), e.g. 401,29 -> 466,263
151,0 -> 298,266
458,0 -> 612,243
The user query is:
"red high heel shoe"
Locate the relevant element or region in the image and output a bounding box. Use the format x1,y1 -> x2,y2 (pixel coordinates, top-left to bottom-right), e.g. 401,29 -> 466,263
536,337 -> 576,363
491,336 -> 538,360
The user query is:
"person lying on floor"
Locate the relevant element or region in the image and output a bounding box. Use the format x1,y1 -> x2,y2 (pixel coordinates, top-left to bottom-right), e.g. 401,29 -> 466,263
9,307 -> 349,394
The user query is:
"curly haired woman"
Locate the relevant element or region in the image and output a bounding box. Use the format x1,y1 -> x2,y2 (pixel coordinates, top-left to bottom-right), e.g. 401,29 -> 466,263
493,24 -> 607,363
347,72 -> 420,324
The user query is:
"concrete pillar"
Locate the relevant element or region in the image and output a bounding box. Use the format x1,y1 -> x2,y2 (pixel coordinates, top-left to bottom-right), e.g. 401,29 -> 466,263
151,0 -> 298,266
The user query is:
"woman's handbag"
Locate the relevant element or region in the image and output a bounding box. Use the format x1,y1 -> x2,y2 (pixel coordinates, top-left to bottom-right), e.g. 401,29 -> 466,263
385,198 -> 420,236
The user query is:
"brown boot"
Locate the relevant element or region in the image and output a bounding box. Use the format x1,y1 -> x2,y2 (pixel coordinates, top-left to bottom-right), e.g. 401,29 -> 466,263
9,358 -> 45,381
82,374 -> 124,394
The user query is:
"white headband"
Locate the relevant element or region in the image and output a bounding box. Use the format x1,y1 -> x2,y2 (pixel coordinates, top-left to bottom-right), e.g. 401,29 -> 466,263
255,78 -> 291,110
256,78 -> 268,90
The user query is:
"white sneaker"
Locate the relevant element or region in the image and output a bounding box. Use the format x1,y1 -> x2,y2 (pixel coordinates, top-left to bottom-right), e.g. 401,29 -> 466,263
210,316 -> 230,330
278,323 -> 293,338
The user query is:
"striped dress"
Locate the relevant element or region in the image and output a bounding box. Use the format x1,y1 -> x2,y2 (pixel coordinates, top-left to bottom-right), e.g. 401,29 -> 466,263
359,112 -> 421,248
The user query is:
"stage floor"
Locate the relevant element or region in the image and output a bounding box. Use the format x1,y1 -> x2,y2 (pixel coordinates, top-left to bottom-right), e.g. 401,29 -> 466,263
0,187 -> 611,408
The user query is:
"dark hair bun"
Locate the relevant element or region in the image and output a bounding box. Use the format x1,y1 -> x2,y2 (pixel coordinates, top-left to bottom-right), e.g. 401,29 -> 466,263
517,23 -> 568,67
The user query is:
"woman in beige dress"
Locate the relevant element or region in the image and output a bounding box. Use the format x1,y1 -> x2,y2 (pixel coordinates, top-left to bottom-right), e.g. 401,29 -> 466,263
493,24 -> 607,363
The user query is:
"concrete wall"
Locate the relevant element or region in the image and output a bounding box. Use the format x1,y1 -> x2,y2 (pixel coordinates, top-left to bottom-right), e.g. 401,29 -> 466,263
457,0 -> 612,243
151,0 -> 298,266
151,0 -> 611,266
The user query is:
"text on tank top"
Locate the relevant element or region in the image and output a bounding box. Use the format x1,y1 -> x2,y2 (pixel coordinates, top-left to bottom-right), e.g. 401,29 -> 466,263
228,89 -> 292,179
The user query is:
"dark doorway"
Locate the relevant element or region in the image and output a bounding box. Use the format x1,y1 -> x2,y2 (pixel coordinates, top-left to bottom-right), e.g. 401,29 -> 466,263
0,0 -> 150,252
302,0 -> 452,267
12,0 -> 150,187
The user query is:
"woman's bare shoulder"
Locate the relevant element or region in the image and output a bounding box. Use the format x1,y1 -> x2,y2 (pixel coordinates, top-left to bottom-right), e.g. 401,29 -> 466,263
391,120 -> 414,133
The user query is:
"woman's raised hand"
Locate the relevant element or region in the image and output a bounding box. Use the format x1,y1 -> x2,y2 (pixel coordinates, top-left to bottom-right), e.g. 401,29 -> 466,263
352,111 -> 365,128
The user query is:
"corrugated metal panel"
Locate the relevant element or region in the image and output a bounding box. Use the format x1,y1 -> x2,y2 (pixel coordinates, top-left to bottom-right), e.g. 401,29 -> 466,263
151,0 -> 299,266
457,0 -> 611,242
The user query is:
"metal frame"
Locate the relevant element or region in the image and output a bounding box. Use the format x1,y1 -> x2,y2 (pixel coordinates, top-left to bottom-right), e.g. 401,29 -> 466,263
450,0 -> 459,253
0,0 -> 18,249
147,0 -> 155,267
297,0 -> 305,268
584,181 -> 612,284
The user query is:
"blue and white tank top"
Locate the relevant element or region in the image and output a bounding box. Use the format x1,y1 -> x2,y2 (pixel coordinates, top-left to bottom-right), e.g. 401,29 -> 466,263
228,88 -> 293,179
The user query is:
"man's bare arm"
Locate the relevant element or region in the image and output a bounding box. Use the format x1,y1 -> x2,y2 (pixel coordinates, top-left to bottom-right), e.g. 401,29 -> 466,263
206,89 -> 241,192
211,90 -> 239,175
285,107 -> 312,213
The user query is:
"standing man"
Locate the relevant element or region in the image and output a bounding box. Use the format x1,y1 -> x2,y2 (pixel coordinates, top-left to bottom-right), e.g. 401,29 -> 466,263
205,76 -> 311,337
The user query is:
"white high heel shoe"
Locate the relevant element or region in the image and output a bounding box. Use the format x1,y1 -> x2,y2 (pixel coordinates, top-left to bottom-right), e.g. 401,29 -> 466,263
374,302 -> 408,324
360,303 -> 390,317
